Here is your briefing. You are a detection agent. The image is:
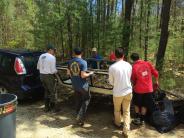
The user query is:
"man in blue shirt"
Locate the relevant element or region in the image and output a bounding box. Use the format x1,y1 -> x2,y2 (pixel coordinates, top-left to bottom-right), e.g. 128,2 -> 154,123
90,47 -> 103,69
68,47 -> 94,126
91,47 -> 102,59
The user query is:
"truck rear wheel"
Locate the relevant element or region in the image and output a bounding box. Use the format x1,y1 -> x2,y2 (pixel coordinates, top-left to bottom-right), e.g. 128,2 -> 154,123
0,86 -> 8,94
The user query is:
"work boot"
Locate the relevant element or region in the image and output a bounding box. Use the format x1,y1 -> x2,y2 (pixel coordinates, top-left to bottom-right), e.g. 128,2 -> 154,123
132,117 -> 142,125
44,98 -> 51,112
113,122 -> 124,129
132,113 -> 142,125
50,102 -> 60,113
122,132 -> 128,138
140,115 -> 146,125
75,115 -> 84,127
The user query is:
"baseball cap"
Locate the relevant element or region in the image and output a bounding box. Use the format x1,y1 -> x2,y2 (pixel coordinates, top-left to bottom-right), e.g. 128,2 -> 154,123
92,47 -> 97,52
74,47 -> 83,55
47,44 -> 55,51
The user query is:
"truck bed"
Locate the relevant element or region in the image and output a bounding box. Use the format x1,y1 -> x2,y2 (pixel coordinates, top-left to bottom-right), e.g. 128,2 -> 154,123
56,67 -> 113,95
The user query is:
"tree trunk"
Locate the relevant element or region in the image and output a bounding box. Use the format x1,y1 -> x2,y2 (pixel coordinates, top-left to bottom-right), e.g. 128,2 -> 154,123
81,17 -> 87,57
67,12 -> 73,58
102,0 -> 106,55
114,0 -> 118,15
90,0 -> 94,50
156,0 -> 172,71
156,0 -> 160,30
144,0 -> 150,61
81,28 -> 87,57
76,19 -> 80,47
173,0 -> 177,31
130,0 -> 137,41
97,0 -> 100,50
107,0 -> 110,20
122,0 -> 134,59
111,0 -> 115,15
121,0 -> 126,17
58,0 -> 64,60
139,0 -> 143,48
60,25 -> 64,61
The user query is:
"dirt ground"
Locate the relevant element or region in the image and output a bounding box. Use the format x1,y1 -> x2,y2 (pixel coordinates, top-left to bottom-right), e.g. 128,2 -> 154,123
16,92 -> 184,138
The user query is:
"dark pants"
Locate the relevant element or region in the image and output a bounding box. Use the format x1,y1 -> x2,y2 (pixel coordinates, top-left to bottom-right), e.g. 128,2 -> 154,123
40,74 -> 57,104
133,92 -> 157,115
75,90 -> 91,121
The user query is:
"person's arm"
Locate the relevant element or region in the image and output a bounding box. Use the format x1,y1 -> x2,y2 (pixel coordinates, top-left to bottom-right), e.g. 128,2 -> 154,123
80,61 -> 94,79
108,67 -> 114,86
67,69 -> 71,76
37,56 -> 41,70
155,77 -> 159,85
81,71 -> 94,78
131,65 -> 136,86
148,62 -> 159,84
50,57 -> 57,74
67,63 -> 71,77
129,65 -> 132,81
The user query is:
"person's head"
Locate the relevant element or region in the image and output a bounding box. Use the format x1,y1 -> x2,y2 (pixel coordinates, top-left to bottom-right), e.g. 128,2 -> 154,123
47,44 -> 56,55
110,51 -> 114,54
130,53 -> 140,62
92,47 -> 97,56
74,47 -> 83,57
115,47 -> 124,59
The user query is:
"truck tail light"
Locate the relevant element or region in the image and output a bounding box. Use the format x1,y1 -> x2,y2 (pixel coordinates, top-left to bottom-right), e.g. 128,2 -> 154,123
14,57 -> 26,75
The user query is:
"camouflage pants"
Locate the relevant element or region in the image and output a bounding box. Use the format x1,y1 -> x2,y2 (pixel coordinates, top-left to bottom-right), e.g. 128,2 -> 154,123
40,74 -> 57,103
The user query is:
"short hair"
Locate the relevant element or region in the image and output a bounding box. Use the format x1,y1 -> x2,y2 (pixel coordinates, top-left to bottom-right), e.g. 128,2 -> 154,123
47,44 -> 55,51
115,47 -> 124,59
74,47 -> 82,55
130,53 -> 139,61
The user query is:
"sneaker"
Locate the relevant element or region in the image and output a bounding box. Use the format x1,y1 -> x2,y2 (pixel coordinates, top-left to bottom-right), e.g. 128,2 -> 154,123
113,122 -> 124,129
132,118 -> 142,125
44,108 -> 51,113
122,132 -> 128,138
51,108 -> 60,113
77,121 -> 84,126
140,120 -> 145,126
74,120 -> 84,127
50,102 -> 60,113
75,116 -> 84,127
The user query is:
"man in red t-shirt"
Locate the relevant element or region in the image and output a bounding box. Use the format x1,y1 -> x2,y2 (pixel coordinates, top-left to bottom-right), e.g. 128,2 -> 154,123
109,51 -> 116,61
130,53 -> 159,125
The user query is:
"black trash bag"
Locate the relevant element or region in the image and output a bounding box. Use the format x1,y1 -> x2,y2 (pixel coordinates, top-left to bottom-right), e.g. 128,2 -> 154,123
153,87 -> 166,102
177,107 -> 184,124
149,98 -> 176,133
174,101 -> 184,124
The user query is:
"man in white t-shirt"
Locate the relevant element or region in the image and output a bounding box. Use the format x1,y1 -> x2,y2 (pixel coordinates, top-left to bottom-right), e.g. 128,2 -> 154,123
37,44 -> 58,112
109,47 -> 132,138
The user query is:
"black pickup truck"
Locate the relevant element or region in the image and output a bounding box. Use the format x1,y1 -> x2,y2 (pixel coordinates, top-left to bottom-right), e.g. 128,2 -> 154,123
0,49 -> 44,99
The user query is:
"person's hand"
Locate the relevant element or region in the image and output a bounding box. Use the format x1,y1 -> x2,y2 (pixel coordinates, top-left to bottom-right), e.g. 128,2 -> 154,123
156,80 -> 159,85
153,83 -> 159,91
89,71 -> 94,75
67,69 -> 71,76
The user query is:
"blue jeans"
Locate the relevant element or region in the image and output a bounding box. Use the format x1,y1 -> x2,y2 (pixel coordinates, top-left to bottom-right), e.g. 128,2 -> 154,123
75,90 -> 91,121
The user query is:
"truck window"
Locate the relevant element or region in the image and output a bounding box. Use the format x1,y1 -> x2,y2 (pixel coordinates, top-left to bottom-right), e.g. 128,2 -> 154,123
1,55 -> 15,74
0,54 -> 3,66
22,55 -> 40,74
